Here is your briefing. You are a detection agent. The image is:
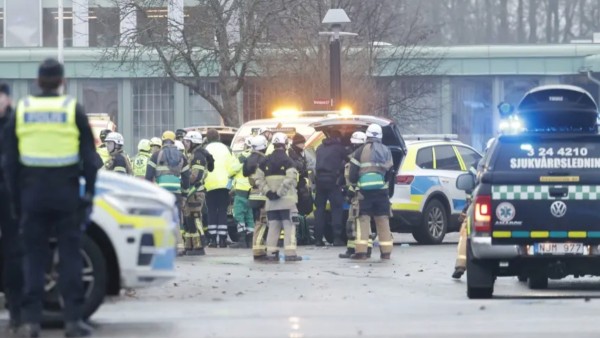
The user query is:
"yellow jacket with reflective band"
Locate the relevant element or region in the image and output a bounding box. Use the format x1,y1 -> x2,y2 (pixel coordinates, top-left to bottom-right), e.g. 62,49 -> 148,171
15,95 -> 80,167
97,145 -> 110,164
132,152 -> 151,178
205,141 -> 235,191
229,150 -> 252,192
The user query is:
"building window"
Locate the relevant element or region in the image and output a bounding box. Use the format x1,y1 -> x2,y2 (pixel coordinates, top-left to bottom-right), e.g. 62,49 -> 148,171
136,7 -> 168,45
133,79 -> 174,144
184,5 -> 214,47
89,7 -> 120,47
43,8 -> 73,47
80,80 -> 119,124
187,82 -> 222,126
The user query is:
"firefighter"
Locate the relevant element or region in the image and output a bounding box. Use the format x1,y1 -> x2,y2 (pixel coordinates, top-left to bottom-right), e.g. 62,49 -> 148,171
133,139 -> 152,178
258,133 -> 302,262
339,131 -> 373,259
146,131 -> 191,254
150,137 -> 162,154
97,128 -> 112,164
176,128 -> 187,141
348,124 -> 394,260
182,131 -> 214,256
244,135 -> 269,260
228,137 -> 255,248
3,58 -> 97,337
104,132 -> 133,175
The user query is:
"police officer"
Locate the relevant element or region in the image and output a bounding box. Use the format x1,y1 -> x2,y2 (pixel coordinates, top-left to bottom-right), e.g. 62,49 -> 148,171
258,133 -> 301,261
0,82 -> 24,335
96,129 -> 112,164
348,124 -> 394,260
229,137 -> 254,248
3,58 -> 97,337
104,132 -> 132,175
244,135 -> 269,260
314,129 -> 347,246
146,131 -> 191,250
339,131 -> 373,259
182,131 -> 214,256
204,129 -> 235,248
150,137 -> 162,155
133,139 -> 152,178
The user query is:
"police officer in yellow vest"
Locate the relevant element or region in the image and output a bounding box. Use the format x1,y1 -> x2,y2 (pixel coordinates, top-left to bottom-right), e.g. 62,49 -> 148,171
96,129 -> 111,164
133,139 -> 152,178
348,124 -> 395,260
2,58 -> 98,337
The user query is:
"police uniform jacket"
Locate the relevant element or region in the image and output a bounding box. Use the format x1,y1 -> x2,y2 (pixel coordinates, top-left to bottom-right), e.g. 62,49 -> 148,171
2,92 -> 98,213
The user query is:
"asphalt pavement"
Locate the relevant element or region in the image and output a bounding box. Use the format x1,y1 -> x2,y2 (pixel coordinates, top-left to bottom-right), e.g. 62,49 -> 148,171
4,233 -> 600,337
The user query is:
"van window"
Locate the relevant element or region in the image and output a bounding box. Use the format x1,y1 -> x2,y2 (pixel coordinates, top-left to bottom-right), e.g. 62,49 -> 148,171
434,145 -> 461,171
416,147 -> 434,169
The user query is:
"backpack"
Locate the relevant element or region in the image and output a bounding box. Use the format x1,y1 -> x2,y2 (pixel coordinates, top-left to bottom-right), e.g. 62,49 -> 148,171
158,145 -> 184,176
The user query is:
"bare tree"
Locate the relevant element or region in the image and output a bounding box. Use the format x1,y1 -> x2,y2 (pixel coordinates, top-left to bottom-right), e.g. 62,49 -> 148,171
100,0 -> 291,126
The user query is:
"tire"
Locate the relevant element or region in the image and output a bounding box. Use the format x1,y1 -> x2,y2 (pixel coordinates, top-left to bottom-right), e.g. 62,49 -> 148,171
466,240 -> 494,299
412,199 -> 448,244
528,275 -> 548,290
42,235 -> 107,326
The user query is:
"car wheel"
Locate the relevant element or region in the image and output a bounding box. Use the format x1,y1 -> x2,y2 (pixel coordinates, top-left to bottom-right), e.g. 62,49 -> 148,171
528,275 -> 548,290
413,200 -> 448,244
42,235 -> 107,326
466,240 -> 494,299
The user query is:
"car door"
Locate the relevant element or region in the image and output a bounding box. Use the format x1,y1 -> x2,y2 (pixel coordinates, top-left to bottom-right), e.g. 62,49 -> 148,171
433,145 -> 466,215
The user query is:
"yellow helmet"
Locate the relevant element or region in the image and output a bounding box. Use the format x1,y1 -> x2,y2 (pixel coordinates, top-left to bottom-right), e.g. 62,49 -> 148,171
162,130 -> 176,141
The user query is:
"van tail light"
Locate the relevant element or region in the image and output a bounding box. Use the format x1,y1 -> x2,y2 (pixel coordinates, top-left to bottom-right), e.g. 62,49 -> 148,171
474,195 -> 492,235
396,175 -> 414,185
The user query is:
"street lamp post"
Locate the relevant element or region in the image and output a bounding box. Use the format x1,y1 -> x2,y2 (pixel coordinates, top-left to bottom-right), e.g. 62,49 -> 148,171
320,9 -> 356,110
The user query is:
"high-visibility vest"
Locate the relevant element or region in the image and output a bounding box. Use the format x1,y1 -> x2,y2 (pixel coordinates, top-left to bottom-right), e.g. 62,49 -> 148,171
15,95 -> 80,167
97,145 -> 110,164
132,152 -> 150,178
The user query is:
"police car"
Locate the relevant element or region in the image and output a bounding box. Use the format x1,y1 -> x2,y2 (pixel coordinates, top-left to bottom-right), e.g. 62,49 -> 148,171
457,85 -> 600,299
394,136 -> 481,244
0,171 -> 178,323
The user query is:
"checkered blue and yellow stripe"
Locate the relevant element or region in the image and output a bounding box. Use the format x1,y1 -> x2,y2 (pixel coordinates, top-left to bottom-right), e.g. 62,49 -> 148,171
492,185 -> 600,200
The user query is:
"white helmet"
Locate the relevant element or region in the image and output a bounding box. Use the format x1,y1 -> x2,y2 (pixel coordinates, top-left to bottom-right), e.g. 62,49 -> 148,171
150,137 -> 162,147
137,139 -> 151,152
183,131 -> 203,144
175,140 -> 185,152
350,131 -> 367,144
271,132 -> 288,145
251,135 -> 268,151
105,132 -> 124,145
366,124 -> 383,139
258,127 -> 270,135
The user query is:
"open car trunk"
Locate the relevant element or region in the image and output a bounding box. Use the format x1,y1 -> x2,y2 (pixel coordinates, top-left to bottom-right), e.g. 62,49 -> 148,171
309,115 -> 407,195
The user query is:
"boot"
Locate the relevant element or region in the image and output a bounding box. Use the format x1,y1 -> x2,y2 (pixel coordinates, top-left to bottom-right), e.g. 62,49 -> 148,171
229,232 -> 248,248
380,253 -> 391,260
208,235 -> 217,248
184,237 -> 193,254
339,247 -> 355,259
186,237 -> 205,256
64,320 -> 93,338
350,252 -> 368,260
19,323 -> 41,338
265,251 -> 280,262
284,255 -> 303,262
218,235 -> 228,248
366,246 -> 372,259
314,239 -> 325,247
253,254 -> 267,261
452,267 -> 466,279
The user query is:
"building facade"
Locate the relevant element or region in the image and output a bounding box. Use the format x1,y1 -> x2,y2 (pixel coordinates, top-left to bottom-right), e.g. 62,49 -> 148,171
2,1 -> 600,153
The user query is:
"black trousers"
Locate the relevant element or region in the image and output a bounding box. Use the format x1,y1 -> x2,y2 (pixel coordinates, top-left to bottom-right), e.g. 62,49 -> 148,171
0,186 -> 23,321
206,188 -> 230,237
21,210 -> 84,323
314,184 -> 344,242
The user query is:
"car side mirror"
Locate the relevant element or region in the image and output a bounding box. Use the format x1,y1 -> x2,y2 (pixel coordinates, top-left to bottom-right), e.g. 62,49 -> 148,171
456,173 -> 476,192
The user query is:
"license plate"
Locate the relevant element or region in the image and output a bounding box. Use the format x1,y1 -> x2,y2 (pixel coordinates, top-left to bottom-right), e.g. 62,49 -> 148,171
530,243 -> 588,255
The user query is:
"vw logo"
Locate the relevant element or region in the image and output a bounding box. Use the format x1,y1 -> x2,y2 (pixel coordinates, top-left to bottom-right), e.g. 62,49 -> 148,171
550,201 -> 567,218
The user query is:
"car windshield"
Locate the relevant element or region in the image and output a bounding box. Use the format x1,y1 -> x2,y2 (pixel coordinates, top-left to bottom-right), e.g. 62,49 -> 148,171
231,122 -> 316,152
